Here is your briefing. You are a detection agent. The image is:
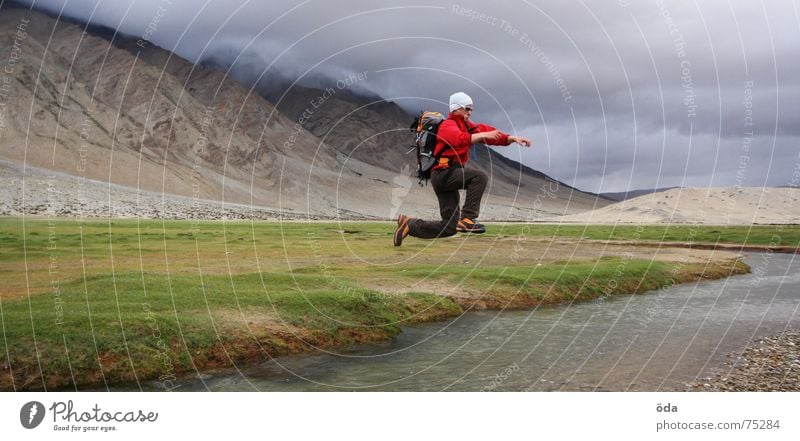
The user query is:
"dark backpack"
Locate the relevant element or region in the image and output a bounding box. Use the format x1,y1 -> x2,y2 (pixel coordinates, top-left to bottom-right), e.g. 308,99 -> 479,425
409,111 -> 444,184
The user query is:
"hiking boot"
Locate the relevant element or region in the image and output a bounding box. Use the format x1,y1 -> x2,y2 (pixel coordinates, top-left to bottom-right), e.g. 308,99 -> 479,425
457,217 -> 486,234
394,214 -> 411,246
397,213 -> 410,226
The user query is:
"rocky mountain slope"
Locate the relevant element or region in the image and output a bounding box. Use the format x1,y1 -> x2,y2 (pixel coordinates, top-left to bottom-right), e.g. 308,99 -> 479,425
265,82 -> 609,211
0,6 -> 611,220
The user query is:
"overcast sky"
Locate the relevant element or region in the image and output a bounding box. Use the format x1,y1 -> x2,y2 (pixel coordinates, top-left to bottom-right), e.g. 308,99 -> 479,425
20,0 -> 800,192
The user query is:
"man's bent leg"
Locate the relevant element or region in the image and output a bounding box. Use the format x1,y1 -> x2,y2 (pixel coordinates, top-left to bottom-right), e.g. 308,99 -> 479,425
407,188 -> 459,239
405,169 -> 462,239
461,168 -> 488,220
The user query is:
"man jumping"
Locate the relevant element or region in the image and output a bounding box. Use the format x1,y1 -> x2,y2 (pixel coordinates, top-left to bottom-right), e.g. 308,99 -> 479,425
394,92 -> 532,246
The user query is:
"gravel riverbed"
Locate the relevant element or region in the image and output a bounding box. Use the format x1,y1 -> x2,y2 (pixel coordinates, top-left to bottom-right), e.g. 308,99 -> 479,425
690,331 -> 800,391
0,159 -> 368,221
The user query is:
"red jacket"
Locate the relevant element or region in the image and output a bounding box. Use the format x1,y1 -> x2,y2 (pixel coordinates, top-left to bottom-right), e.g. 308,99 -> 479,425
433,113 -> 511,170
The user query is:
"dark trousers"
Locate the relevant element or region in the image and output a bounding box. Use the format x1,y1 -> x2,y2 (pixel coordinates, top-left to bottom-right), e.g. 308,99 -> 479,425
408,167 -> 488,239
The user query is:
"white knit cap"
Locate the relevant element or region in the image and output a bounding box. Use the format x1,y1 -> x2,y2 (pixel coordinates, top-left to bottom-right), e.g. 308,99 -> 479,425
449,92 -> 473,112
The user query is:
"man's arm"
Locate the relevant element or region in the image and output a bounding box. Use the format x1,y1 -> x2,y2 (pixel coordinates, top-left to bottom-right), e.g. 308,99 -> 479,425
471,123 -> 510,145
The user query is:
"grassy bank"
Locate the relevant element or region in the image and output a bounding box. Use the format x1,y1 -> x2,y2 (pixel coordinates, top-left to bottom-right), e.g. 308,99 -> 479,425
0,218 -> 769,390
497,223 -> 800,248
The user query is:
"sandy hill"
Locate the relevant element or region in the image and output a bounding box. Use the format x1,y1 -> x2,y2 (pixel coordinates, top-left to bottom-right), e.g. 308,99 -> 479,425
0,6 -> 610,220
551,187 -> 800,224
601,187 -> 679,202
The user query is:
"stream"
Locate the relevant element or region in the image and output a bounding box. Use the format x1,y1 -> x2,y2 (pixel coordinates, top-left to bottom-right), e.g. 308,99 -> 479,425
172,252 -> 800,391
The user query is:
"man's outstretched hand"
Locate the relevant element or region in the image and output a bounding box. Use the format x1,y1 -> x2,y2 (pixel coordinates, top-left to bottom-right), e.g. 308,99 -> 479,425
509,136 -> 532,147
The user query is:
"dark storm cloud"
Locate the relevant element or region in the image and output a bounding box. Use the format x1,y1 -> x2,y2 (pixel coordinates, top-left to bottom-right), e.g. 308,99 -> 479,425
20,0 -> 800,192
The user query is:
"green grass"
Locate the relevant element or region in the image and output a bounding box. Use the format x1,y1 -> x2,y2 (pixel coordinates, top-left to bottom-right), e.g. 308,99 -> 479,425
0,217 -> 773,390
490,223 -> 800,247
1,269 -> 461,390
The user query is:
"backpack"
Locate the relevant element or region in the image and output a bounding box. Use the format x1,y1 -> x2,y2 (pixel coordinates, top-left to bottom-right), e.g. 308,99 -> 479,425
409,111 -> 444,184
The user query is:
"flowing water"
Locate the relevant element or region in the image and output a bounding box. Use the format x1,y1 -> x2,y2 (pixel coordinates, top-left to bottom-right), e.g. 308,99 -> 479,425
175,252 -> 800,391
